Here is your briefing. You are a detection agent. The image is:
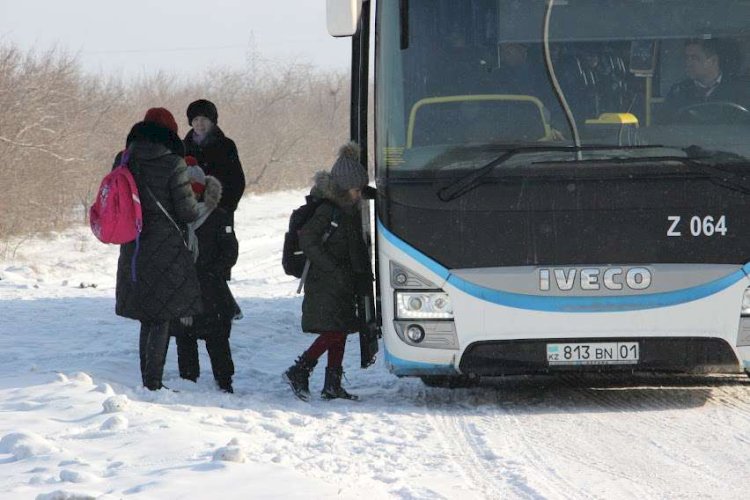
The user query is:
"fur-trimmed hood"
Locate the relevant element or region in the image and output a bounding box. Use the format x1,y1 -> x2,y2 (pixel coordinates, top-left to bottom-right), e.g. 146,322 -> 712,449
311,171 -> 355,208
202,175 -> 222,210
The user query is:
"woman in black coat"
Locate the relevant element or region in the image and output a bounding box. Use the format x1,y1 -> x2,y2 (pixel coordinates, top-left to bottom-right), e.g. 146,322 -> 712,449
115,112 -> 202,391
183,99 -> 244,319
284,143 -> 372,401
183,99 -> 245,222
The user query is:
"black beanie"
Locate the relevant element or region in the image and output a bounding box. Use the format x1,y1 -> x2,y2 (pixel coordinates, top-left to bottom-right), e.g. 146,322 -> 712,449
187,99 -> 218,125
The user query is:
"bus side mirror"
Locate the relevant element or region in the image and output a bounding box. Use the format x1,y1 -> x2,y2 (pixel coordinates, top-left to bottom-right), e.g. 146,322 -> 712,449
327,0 -> 363,37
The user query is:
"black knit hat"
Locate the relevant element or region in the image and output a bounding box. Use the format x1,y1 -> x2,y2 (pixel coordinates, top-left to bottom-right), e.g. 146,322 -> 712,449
331,142 -> 368,190
187,99 -> 218,125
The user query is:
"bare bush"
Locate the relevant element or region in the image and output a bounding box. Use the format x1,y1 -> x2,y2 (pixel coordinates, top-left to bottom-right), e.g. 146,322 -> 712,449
0,43 -> 350,240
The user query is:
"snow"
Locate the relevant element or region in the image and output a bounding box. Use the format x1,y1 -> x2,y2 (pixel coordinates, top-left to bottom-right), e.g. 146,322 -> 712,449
2,190 -> 750,499
101,396 -> 129,414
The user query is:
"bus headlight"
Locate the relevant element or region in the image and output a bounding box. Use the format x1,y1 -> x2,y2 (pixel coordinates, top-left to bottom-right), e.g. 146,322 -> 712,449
742,288 -> 750,316
396,292 -> 453,319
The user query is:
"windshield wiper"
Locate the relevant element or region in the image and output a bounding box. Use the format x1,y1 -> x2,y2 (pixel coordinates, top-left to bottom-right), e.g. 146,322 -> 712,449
683,145 -> 750,165
529,145 -> 750,195
680,146 -> 750,194
437,145 -> 661,202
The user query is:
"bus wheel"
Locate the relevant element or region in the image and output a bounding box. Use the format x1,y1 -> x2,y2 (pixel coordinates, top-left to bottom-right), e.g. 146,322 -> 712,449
420,375 -> 480,389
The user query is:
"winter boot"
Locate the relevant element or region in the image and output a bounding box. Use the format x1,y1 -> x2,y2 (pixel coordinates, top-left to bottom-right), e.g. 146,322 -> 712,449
283,356 -> 317,402
218,379 -> 234,394
321,367 -> 359,401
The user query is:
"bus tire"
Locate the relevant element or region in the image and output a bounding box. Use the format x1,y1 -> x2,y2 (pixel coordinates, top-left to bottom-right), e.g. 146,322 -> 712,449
420,375 -> 480,388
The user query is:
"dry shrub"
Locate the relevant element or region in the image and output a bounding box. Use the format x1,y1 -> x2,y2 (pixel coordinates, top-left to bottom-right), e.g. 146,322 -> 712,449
0,43 -> 350,241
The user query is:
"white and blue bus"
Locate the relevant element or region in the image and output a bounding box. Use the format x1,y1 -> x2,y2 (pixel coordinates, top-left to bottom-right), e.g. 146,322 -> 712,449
328,0 -> 750,386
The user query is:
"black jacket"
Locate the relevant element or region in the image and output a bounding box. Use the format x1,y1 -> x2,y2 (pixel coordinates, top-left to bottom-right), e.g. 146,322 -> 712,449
115,121 -> 203,322
299,172 -> 372,334
192,179 -> 239,323
662,76 -> 750,122
184,126 -> 245,214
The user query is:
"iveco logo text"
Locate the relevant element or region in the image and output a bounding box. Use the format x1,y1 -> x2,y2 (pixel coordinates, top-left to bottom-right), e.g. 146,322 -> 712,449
539,268 -> 652,292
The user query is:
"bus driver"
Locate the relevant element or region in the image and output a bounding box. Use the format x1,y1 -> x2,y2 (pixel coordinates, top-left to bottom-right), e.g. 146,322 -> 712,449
662,38 -> 750,122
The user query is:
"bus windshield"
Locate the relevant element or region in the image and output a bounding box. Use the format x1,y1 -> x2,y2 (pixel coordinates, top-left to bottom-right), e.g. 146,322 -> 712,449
376,0 -> 750,174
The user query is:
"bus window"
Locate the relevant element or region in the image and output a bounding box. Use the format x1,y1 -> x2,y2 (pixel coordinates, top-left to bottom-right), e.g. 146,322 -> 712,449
377,0 -> 750,172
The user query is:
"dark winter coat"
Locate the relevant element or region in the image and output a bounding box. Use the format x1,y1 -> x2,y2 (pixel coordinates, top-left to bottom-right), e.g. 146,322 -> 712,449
190,177 -> 239,337
299,172 -> 372,334
115,121 -> 203,323
184,126 -> 245,215
662,76 -> 750,122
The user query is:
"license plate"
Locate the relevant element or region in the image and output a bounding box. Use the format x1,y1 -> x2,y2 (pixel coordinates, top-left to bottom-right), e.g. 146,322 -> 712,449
546,342 -> 639,366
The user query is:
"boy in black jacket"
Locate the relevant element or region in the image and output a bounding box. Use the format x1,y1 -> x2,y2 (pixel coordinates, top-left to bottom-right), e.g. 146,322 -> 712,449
175,158 -> 239,393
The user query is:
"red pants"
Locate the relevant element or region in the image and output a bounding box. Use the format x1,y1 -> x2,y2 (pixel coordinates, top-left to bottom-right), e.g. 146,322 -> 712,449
303,331 -> 347,368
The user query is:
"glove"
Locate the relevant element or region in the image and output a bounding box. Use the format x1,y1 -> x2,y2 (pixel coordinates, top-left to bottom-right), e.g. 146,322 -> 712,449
180,316 -> 193,327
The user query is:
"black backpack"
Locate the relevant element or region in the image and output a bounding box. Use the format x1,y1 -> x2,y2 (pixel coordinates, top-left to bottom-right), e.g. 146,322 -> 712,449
282,197 -> 339,278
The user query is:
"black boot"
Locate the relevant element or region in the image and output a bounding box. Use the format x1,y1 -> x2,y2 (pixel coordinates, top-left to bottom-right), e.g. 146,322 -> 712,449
283,356 -> 317,402
321,367 -> 359,401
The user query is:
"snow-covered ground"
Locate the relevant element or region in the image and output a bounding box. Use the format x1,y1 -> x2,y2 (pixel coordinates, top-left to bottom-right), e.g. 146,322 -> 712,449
2,191 -> 750,499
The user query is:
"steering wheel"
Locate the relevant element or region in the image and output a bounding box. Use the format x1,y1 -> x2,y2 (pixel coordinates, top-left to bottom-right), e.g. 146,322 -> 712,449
674,101 -> 750,125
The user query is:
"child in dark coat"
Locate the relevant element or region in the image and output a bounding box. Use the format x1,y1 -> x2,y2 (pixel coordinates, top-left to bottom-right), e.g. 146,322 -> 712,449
175,157 -> 239,392
283,143 -> 372,401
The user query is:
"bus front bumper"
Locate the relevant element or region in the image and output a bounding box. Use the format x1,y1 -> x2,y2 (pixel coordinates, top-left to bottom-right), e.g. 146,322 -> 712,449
458,337 -> 741,376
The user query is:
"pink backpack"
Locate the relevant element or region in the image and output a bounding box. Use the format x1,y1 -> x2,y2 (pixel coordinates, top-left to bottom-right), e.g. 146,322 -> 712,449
89,151 -> 143,245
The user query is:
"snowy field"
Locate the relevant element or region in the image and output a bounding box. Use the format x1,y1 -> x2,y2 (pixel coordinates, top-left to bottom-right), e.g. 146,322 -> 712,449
2,190 -> 750,499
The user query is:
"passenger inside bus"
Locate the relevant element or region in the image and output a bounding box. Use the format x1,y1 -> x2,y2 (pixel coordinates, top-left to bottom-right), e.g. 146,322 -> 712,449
660,38 -> 750,123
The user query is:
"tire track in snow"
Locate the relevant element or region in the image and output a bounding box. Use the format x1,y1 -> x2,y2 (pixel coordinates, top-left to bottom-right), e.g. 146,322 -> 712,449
453,378 -> 664,498
708,381 -> 750,423
424,386 -> 599,500
554,388 -> 704,495
488,410 -> 637,498
499,407 -> 598,500
422,382 -> 617,500
565,378 -> 711,455
427,407 -> 514,499
547,374 -> 742,495
454,412 -> 550,500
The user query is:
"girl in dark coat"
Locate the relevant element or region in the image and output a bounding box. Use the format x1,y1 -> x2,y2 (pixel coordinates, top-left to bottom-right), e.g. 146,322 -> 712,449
173,160 -> 239,393
284,143 -> 372,401
115,110 -> 202,391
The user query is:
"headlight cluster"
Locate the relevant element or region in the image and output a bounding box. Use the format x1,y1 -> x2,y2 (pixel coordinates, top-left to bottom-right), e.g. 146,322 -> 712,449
396,292 -> 453,319
742,288 -> 750,316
